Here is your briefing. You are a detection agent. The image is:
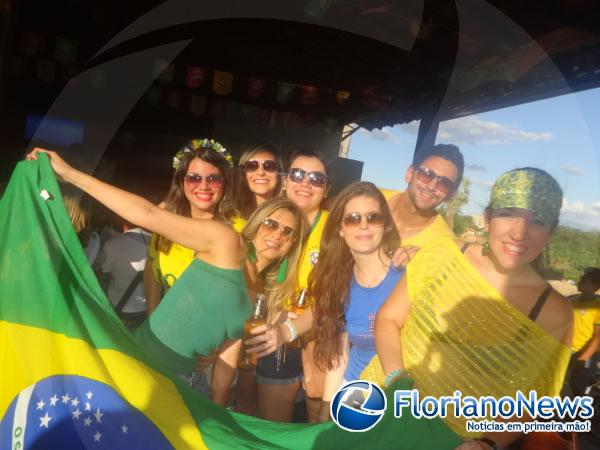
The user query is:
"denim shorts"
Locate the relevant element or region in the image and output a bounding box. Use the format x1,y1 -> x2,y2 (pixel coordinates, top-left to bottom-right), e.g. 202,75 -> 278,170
256,346 -> 303,385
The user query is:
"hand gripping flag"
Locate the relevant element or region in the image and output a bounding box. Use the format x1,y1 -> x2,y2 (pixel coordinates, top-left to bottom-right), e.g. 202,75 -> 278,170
0,155 -> 461,449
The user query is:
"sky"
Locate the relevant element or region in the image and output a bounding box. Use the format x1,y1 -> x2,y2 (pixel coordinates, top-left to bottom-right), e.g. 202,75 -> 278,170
347,87 -> 600,231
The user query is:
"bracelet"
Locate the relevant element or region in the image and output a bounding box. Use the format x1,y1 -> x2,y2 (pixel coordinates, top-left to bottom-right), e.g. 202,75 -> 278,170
383,368 -> 409,388
473,437 -> 499,450
282,319 -> 298,342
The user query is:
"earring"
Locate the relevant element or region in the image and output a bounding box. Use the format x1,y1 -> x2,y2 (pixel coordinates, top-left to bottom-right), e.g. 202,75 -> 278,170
247,241 -> 257,262
276,257 -> 288,283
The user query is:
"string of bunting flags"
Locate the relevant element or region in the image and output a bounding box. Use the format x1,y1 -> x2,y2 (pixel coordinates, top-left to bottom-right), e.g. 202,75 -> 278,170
9,30 -> 393,128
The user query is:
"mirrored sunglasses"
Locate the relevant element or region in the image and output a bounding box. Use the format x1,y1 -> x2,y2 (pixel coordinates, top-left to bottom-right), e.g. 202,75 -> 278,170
243,160 -> 279,173
261,217 -> 295,241
288,168 -> 328,188
415,167 -> 456,194
184,173 -> 224,187
342,212 -> 385,228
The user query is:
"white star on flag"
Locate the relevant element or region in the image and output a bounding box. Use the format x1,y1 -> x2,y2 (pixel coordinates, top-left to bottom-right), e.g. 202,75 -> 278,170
121,424 -> 128,434
72,409 -> 82,420
83,417 -> 92,426
84,401 -> 91,411
93,431 -> 102,442
39,412 -> 52,428
71,397 -> 80,407
49,394 -> 58,406
61,394 -> 71,404
86,390 -> 93,400
94,408 -> 104,424
36,399 -> 45,410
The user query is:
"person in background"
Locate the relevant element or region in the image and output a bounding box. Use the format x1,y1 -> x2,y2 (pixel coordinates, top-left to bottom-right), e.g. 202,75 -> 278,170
373,167 -> 572,450
309,182 -> 403,421
568,267 -> 600,395
95,217 -> 151,330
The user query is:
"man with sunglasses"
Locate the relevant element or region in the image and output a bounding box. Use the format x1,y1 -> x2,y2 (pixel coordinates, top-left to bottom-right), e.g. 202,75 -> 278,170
382,144 -> 464,249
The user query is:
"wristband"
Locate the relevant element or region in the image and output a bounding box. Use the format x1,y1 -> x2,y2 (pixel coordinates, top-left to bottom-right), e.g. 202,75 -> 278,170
282,319 -> 298,342
383,368 -> 409,388
473,437 -> 499,450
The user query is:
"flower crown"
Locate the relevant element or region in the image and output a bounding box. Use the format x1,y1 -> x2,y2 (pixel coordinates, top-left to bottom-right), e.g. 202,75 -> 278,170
172,138 -> 234,169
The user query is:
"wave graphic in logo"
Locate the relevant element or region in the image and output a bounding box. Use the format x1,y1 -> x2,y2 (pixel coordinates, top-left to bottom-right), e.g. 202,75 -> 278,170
330,380 -> 387,432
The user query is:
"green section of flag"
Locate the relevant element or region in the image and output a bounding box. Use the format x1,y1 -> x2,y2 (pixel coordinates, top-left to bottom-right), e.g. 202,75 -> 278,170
0,156 -> 462,449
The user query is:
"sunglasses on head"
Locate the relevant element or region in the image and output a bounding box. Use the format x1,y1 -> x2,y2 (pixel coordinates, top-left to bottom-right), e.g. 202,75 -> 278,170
287,168 -> 328,188
342,212 -> 385,228
243,160 -> 279,173
415,166 -> 456,194
184,173 -> 224,187
261,217 -> 296,241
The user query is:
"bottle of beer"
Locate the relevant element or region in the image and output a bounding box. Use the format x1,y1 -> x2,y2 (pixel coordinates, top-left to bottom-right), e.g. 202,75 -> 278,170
287,289 -> 308,348
291,289 -> 308,315
238,294 -> 267,369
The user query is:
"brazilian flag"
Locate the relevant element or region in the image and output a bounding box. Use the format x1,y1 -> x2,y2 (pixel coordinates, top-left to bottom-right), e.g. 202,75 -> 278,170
0,155 -> 460,449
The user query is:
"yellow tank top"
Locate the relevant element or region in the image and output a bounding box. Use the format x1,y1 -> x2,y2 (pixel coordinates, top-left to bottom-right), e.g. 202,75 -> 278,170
380,188 -> 454,247
361,237 -> 571,438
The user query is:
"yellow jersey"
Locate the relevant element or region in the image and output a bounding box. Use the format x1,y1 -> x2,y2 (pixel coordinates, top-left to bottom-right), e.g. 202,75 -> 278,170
570,295 -> 600,352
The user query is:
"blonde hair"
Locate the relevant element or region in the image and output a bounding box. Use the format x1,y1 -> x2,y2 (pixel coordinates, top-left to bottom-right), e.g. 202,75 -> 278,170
242,198 -> 308,321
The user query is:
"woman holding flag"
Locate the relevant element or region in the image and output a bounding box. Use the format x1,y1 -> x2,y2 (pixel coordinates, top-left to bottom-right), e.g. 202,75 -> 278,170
25,146 -> 307,407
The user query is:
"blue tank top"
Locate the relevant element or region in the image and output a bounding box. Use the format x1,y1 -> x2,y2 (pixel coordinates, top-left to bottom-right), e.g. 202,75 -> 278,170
344,266 -> 404,381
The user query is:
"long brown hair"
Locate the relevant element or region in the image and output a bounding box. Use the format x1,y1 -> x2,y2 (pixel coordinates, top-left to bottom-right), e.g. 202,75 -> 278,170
234,143 -> 284,219
242,198 -> 308,321
310,182 -> 399,371
156,142 -> 236,253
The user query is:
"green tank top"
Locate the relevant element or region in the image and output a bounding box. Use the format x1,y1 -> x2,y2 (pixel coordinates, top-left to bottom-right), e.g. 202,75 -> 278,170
134,258 -> 250,375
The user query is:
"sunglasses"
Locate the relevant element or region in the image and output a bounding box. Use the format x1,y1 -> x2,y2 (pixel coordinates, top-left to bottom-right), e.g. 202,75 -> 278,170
243,160 -> 279,173
414,167 -> 456,194
288,168 -> 328,188
184,173 -> 224,187
342,212 -> 385,228
261,217 -> 296,241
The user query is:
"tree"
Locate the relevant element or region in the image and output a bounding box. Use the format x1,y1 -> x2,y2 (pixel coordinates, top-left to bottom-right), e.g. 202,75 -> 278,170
445,177 -> 471,231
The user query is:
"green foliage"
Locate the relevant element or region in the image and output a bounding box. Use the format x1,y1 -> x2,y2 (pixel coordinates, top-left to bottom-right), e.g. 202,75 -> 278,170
540,226 -> 600,280
453,214 -> 476,235
445,178 -> 471,231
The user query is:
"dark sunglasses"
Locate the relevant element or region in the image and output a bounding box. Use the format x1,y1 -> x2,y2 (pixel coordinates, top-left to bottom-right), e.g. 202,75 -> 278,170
342,212 -> 385,228
243,160 -> 279,173
415,167 -> 456,194
184,173 -> 224,187
261,217 -> 296,241
288,168 -> 328,188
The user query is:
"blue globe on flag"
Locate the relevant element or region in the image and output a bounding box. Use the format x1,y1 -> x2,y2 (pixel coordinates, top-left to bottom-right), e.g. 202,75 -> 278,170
0,375 -> 173,449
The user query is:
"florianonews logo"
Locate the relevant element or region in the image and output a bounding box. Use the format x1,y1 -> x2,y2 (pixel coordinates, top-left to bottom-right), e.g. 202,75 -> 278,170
330,381 -> 387,432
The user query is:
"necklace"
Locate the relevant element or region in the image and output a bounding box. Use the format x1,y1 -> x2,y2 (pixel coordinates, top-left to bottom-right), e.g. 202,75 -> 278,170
354,264 -> 390,288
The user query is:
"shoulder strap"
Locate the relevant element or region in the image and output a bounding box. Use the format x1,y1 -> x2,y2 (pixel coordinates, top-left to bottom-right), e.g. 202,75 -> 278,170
528,286 -> 553,322
114,271 -> 144,314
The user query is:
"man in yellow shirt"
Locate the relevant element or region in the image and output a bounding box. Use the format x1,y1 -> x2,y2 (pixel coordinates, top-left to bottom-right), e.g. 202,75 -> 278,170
569,268 -> 600,395
381,143 -> 464,247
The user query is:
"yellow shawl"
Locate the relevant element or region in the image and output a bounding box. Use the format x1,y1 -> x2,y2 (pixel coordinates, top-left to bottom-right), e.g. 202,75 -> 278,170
361,237 -> 570,437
